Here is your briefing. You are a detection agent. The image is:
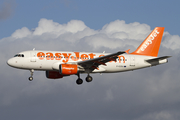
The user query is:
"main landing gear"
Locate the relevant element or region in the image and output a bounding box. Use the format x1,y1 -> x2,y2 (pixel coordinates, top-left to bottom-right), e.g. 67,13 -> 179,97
28,69 -> 34,81
76,73 -> 93,85
86,75 -> 93,82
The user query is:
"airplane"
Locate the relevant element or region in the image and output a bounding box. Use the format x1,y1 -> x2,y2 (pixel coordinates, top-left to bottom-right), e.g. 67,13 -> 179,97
7,27 -> 171,85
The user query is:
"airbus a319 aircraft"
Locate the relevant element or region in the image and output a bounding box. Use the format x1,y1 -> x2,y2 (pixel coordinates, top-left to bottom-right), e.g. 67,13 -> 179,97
7,27 -> 171,85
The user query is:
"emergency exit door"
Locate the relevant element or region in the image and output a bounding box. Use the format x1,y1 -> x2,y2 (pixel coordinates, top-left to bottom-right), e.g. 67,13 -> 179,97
130,57 -> 135,66
30,51 -> 36,62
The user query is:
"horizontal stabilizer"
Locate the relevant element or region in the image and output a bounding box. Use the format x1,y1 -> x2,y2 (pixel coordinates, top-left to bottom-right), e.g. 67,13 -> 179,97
145,56 -> 171,66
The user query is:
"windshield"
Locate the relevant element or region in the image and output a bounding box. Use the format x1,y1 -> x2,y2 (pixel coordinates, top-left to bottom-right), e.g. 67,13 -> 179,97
14,54 -> 24,57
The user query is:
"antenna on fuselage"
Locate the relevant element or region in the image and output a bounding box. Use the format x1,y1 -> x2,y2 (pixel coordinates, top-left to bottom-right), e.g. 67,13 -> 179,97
33,48 -> 35,51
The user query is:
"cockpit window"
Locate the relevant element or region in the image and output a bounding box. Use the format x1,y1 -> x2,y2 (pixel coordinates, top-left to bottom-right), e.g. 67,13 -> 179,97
14,54 -> 24,57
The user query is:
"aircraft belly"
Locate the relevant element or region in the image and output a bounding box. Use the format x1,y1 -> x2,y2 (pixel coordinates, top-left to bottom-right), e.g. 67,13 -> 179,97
99,63 -> 129,73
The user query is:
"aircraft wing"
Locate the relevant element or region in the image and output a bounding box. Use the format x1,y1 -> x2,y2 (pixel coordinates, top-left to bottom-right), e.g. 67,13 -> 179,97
77,51 -> 125,71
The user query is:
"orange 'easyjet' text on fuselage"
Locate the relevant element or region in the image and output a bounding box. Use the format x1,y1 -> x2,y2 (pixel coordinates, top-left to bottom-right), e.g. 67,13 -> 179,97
37,52 -> 126,63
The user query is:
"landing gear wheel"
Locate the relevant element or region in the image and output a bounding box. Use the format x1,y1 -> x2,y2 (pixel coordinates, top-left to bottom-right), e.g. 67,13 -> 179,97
86,75 -> 93,82
29,77 -> 33,81
76,78 -> 83,85
29,69 -> 34,81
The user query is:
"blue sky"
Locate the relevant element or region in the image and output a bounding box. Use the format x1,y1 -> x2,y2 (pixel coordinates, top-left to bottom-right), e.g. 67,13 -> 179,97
1,0 -> 180,39
1,1 -> 180,120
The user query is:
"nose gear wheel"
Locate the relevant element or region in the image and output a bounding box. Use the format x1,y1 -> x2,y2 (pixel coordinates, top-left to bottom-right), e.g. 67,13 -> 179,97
29,69 -> 34,81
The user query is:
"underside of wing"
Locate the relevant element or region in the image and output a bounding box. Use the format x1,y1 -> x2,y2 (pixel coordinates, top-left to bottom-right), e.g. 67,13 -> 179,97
77,51 -> 125,72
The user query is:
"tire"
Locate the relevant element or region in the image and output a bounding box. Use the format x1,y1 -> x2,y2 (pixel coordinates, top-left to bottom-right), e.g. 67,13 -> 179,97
29,77 -> 33,81
76,78 -> 83,85
86,76 -> 93,82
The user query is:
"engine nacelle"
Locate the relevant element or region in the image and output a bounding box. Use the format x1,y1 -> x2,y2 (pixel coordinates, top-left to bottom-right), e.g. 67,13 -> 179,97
59,64 -> 78,75
46,71 -> 63,79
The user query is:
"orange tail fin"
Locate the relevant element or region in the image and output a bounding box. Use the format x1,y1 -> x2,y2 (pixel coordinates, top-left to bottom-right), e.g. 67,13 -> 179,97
131,27 -> 164,57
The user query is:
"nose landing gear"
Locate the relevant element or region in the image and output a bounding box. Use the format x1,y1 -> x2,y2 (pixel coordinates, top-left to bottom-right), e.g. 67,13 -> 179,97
28,69 -> 34,81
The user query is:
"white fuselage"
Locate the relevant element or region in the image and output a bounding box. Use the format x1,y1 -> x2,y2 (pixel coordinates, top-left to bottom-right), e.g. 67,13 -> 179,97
7,50 -> 167,73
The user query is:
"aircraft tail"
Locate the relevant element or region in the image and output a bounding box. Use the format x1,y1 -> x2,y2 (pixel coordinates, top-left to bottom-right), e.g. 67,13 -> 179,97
131,27 -> 164,57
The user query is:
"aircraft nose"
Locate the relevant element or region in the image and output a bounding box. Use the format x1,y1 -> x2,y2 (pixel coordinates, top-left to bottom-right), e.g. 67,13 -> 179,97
7,58 -> 15,67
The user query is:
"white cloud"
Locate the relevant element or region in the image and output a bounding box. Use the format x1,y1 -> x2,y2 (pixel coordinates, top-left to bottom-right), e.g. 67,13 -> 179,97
162,32 -> 180,50
1,18 -> 180,120
11,27 -> 32,39
101,20 -> 151,40
33,18 -> 87,36
6,18 -> 180,52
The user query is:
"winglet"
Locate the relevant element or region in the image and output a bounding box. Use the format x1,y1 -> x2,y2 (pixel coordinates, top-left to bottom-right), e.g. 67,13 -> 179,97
131,27 -> 164,57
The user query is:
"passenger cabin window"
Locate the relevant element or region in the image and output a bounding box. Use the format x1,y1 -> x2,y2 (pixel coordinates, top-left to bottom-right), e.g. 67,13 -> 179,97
14,54 -> 24,57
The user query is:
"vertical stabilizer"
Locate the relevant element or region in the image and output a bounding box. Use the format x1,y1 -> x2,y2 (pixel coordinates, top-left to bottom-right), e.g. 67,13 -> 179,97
131,27 -> 164,57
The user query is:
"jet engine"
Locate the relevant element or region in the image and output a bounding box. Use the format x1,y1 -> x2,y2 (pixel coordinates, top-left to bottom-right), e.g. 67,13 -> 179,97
46,71 -> 63,79
59,64 -> 78,75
